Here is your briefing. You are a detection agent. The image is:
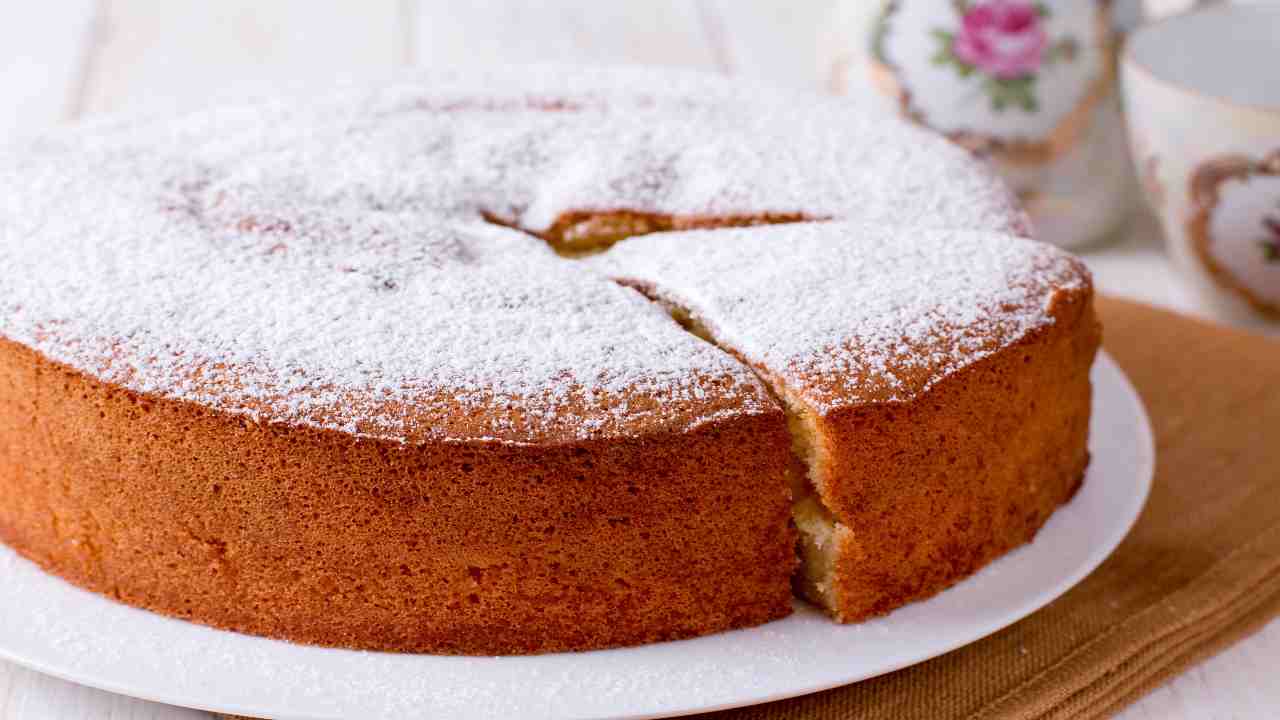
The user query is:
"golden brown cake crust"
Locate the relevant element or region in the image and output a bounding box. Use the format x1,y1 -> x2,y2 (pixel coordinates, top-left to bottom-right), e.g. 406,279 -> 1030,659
818,286 -> 1099,620
0,338 -> 796,654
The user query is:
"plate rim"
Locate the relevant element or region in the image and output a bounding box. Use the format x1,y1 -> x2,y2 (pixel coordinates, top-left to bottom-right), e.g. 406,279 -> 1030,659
0,351 -> 1154,720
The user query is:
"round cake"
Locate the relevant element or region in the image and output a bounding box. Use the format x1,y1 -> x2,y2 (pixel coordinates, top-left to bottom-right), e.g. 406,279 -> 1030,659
0,67 -> 1098,654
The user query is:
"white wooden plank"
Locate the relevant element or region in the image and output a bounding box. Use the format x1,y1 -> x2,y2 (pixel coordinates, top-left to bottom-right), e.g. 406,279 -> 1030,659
82,0 -> 407,115
0,0 -> 98,139
411,0 -> 716,70
696,0 -> 837,90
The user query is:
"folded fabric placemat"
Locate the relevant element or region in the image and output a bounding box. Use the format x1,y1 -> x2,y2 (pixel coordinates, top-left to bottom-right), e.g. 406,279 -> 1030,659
215,297 -> 1280,720
703,297 -> 1280,720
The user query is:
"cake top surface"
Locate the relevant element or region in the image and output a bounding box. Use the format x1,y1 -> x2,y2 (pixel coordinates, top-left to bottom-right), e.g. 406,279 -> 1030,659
0,66 -> 1040,444
590,223 -> 1089,411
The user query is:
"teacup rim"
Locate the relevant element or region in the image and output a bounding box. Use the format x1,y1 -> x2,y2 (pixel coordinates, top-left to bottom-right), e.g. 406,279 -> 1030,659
1123,3 -> 1280,115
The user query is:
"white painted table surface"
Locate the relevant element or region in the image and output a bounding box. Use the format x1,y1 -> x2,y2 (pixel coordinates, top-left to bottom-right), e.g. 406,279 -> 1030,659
0,2 -> 1274,718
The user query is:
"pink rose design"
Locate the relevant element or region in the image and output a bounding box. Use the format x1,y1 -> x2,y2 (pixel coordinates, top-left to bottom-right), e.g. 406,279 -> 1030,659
954,0 -> 1049,79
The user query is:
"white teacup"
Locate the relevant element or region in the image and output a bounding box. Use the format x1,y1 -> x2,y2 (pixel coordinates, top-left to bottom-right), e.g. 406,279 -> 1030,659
1123,4 -> 1280,325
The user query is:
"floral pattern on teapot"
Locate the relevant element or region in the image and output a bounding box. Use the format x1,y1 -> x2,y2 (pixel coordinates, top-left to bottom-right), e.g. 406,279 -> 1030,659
869,0 -> 1116,166
930,1 -> 1082,113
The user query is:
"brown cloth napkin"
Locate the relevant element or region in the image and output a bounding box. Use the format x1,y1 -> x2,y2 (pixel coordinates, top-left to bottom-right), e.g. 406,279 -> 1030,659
218,298 -> 1280,720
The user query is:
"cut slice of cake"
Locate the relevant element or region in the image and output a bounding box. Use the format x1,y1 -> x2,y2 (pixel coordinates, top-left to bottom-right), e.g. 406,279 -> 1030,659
590,222 -> 1101,621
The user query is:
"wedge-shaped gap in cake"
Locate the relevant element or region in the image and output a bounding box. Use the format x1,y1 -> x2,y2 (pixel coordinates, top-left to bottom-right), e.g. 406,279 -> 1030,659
591,222 -> 1101,621
480,209 -> 822,257
618,280 -> 846,611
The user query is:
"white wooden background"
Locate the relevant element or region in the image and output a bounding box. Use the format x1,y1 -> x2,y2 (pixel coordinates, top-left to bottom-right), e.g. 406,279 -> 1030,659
0,1 -> 1275,718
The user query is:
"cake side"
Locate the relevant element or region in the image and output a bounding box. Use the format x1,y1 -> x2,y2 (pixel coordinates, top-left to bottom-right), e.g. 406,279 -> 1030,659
0,338 -> 796,654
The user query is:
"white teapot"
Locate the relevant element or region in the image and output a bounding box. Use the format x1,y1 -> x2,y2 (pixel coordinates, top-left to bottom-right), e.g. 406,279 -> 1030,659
823,0 -> 1136,249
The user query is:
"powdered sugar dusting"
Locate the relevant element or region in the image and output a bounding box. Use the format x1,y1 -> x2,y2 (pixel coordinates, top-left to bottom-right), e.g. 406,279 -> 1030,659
0,67 -> 1028,442
591,223 -> 1088,410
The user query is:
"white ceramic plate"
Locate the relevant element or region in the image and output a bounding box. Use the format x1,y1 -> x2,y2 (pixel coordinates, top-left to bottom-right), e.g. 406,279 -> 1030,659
0,352 -> 1153,720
